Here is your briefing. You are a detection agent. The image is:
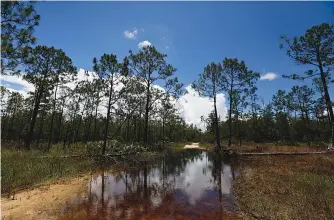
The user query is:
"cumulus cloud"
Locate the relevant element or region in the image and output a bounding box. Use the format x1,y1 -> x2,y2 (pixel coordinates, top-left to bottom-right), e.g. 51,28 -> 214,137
65,68 -> 97,90
1,74 -> 35,93
260,72 -> 278,81
138,40 -> 152,48
175,85 -> 227,131
1,74 -> 35,98
124,28 -> 138,39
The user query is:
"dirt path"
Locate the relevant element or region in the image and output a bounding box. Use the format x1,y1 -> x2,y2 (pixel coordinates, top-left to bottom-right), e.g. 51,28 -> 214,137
1,175 -> 90,220
184,142 -> 205,150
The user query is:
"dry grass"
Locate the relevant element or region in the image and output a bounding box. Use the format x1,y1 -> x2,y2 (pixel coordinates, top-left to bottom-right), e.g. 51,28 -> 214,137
195,141 -> 326,153
199,142 -> 215,150
228,142 -> 327,153
233,155 -> 334,220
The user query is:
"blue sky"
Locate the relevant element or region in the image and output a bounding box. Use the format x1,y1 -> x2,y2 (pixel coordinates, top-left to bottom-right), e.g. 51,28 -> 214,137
31,1 -> 333,103
2,2 -> 334,127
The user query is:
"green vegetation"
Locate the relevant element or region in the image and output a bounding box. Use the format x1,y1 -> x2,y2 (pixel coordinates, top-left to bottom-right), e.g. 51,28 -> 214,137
1,1 -> 40,74
1,141 -> 173,197
199,142 -> 215,150
1,148 -> 93,197
171,141 -> 193,151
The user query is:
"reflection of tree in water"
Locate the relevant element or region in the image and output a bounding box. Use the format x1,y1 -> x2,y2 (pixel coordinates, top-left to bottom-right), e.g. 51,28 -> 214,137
155,150 -> 205,176
58,150 -> 235,220
210,153 -> 237,213
211,154 -> 224,219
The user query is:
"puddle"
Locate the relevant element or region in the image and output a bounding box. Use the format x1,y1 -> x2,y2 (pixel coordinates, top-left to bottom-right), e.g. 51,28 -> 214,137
58,150 -> 238,219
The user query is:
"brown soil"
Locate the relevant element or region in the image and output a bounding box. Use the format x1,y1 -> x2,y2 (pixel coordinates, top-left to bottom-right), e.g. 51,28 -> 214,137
1,175 -> 90,220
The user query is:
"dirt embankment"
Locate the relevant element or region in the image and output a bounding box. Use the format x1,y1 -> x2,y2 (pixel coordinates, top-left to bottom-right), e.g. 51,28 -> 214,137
1,175 -> 90,220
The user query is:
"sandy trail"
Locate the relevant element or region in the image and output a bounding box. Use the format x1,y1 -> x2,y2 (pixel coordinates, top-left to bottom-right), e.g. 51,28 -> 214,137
1,175 -> 90,220
184,142 -> 205,150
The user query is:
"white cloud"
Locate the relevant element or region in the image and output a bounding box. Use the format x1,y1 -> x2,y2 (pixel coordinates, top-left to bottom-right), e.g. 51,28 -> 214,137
165,46 -> 170,49
138,40 -> 152,48
175,85 -> 227,131
124,28 -> 138,39
1,74 -> 35,93
140,28 -> 144,32
1,74 -> 35,98
65,68 -> 97,90
260,72 -> 278,81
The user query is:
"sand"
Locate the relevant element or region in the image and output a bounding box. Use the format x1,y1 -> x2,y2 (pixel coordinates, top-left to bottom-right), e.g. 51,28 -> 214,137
1,175 -> 90,220
184,143 -> 205,150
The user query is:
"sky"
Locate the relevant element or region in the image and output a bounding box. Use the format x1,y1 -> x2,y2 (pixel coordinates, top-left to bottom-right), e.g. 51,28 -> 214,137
1,2 -> 334,130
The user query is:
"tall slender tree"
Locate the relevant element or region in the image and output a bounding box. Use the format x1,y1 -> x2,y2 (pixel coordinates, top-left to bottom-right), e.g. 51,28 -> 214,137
93,54 -> 126,155
289,85 -> 315,145
221,58 -> 260,147
280,23 -> 334,145
126,46 -> 179,147
192,62 -> 223,150
6,91 -> 24,140
1,86 -> 10,138
47,59 -> 77,150
272,89 -> 292,143
23,45 -> 76,150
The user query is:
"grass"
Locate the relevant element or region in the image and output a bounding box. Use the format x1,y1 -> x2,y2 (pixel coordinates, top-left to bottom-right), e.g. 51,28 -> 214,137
199,142 -> 215,150
1,141 -> 172,197
213,140 -> 329,153
173,140 -> 327,153
171,141 -> 193,151
233,155 -> 334,220
232,143 -> 326,153
172,141 -> 326,153
1,148 -> 94,197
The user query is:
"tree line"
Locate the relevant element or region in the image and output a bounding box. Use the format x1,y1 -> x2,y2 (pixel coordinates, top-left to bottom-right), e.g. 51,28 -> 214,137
193,23 -> 334,149
1,2 -> 333,153
1,1 -> 201,153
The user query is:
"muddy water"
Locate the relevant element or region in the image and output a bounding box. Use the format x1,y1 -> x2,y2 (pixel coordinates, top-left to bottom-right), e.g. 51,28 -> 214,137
58,150 -> 238,220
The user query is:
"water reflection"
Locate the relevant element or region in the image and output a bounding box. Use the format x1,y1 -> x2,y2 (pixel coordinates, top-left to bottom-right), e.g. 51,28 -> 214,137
59,150 -> 237,219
